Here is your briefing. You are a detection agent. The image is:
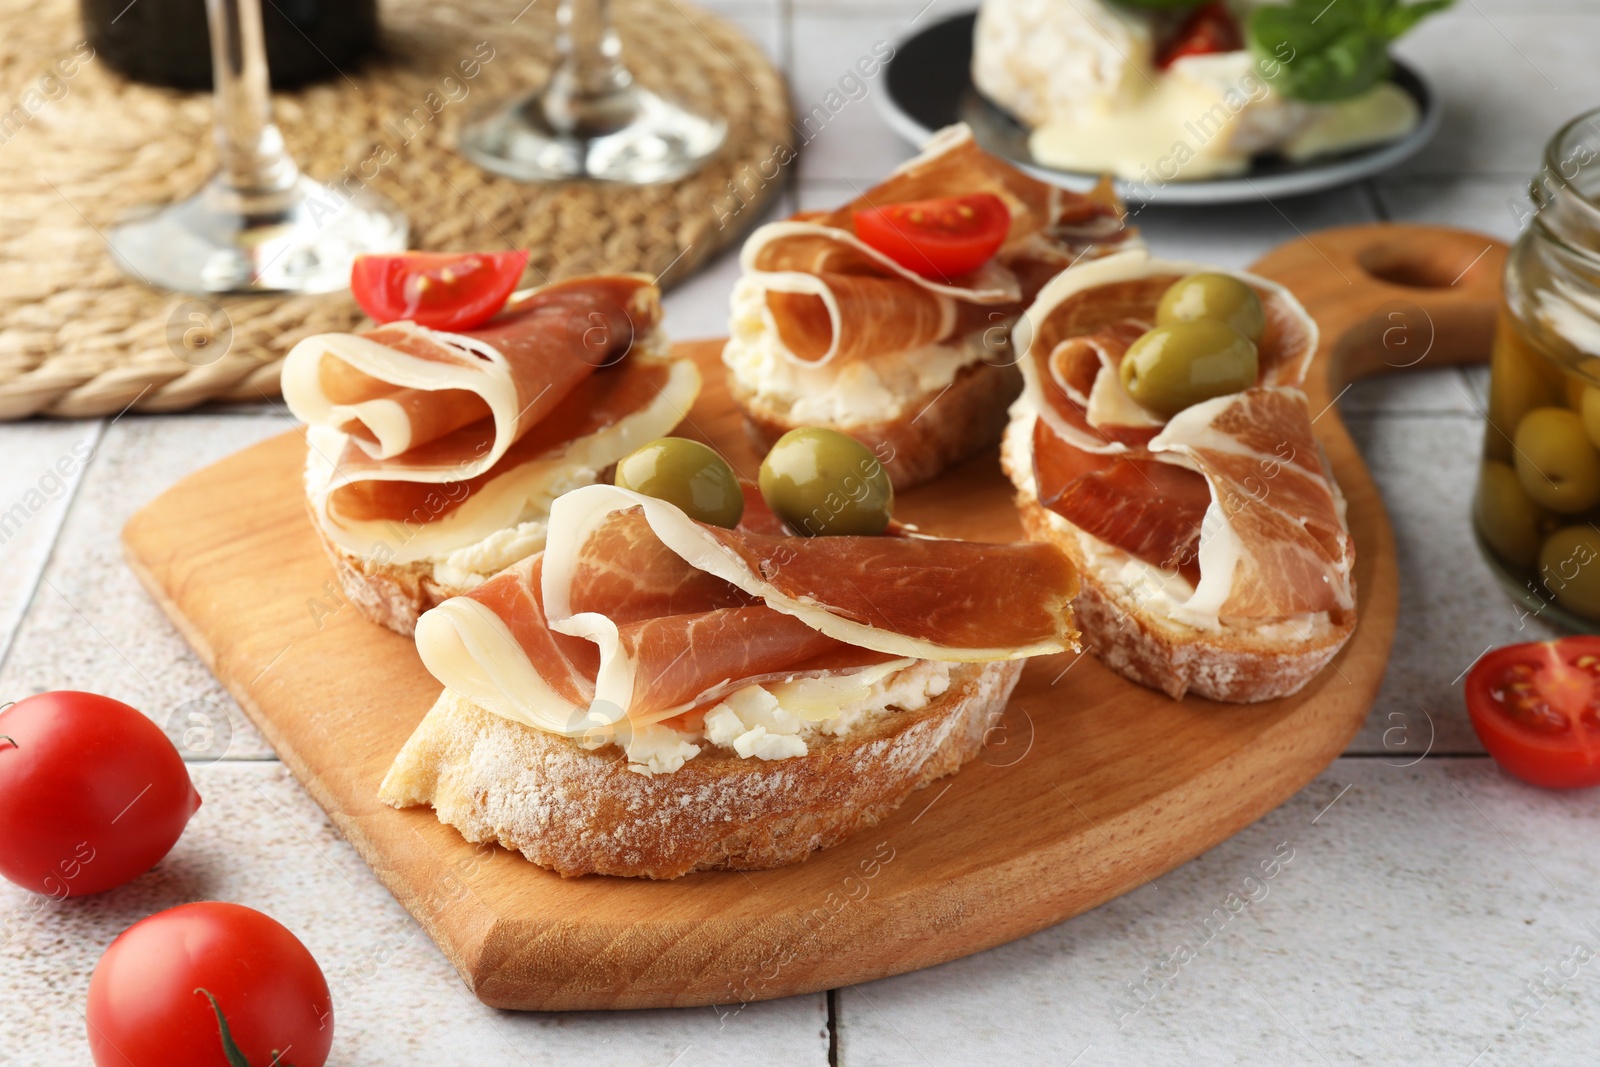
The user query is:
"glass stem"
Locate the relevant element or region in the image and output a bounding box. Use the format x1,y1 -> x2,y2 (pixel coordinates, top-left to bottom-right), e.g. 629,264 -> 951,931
206,0 -> 299,196
541,0 -> 638,136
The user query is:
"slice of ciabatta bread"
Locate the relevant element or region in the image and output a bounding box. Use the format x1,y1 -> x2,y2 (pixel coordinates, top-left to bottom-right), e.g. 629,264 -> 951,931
1000,415 -> 1352,702
379,660 -> 1022,880
731,360 -> 1022,491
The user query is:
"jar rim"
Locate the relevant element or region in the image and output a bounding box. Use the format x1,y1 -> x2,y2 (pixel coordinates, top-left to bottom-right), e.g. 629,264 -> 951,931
1530,108 -> 1600,269
1537,108 -> 1600,212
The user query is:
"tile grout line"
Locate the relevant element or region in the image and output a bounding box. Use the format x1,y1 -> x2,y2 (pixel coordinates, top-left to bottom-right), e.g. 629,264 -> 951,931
827,987 -> 840,1065
0,419 -> 108,680
1359,179 -> 1392,223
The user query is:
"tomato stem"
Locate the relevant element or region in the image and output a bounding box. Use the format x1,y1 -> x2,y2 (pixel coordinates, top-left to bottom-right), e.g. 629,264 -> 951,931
197,988 -> 297,1067
0,736 -> 14,750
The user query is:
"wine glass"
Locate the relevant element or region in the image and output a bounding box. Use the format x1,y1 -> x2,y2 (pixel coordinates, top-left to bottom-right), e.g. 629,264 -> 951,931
108,0 -> 407,294
458,0 -> 726,184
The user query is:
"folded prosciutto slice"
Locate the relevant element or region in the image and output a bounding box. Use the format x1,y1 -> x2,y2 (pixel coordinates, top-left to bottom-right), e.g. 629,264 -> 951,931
1007,247 -> 1352,637
415,484 -> 1079,773
737,124 -> 1132,369
283,275 -> 699,570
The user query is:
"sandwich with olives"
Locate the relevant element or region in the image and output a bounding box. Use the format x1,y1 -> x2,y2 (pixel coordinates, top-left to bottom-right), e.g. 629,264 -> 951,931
1001,248 -> 1356,702
722,123 -> 1136,491
380,430 -> 1080,878
284,263 -> 698,635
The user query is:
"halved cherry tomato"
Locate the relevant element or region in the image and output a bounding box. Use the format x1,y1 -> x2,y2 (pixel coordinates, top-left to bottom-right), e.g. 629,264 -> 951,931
853,193 -> 1010,281
0,691 -> 200,897
350,250 -> 530,332
1157,2 -> 1242,69
1465,637 -> 1600,789
87,902 -> 333,1067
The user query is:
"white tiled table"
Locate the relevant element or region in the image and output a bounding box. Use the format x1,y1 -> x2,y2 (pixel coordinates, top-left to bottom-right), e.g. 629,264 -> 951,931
5,2 -> 1600,1064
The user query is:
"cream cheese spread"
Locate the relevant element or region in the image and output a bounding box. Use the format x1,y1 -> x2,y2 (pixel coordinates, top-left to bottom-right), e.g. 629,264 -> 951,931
723,276 -> 997,426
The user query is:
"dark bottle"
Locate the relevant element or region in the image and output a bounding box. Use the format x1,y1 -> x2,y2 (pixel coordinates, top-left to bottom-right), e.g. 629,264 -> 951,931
80,0 -> 378,90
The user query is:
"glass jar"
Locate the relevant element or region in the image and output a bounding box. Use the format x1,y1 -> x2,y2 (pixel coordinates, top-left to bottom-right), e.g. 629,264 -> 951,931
1474,108 -> 1600,630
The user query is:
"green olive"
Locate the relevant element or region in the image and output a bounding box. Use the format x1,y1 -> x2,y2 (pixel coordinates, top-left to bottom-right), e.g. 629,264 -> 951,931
1119,321 -> 1260,419
1512,407 -> 1600,514
1576,384 -> 1600,450
1475,461 -> 1554,568
1485,325 -> 1559,462
758,427 -> 893,536
1539,526 -> 1600,619
1155,272 -> 1266,343
614,437 -> 744,528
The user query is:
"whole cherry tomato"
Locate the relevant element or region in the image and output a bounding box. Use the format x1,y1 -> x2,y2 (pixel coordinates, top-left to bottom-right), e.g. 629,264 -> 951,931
87,902 -> 334,1067
0,692 -> 200,896
1465,637 -> 1600,789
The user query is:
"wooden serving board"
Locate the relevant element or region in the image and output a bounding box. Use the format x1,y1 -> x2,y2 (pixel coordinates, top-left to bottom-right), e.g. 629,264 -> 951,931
123,223 -> 1504,1010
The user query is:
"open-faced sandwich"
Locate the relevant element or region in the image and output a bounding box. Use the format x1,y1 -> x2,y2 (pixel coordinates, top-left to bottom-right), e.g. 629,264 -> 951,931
1001,247 -> 1355,701
723,123 -> 1136,491
380,430 -> 1080,878
284,255 -> 699,635
973,0 -> 1452,182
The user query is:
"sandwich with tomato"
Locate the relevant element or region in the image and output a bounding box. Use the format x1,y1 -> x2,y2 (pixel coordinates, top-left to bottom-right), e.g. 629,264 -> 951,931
722,123 -> 1136,490
283,252 -> 700,634
380,427 -> 1082,878
1001,248 -> 1357,701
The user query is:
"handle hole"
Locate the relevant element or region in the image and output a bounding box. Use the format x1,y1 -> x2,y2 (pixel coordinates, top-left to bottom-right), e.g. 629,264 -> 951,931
1356,234 -> 1497,289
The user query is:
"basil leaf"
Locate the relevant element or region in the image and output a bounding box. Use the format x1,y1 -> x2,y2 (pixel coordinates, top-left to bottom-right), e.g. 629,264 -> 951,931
1382,0 -> 1454,37
1248,0 -> 1453,102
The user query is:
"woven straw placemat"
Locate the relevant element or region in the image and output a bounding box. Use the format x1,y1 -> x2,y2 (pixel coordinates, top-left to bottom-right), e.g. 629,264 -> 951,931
0,0 -> 790,420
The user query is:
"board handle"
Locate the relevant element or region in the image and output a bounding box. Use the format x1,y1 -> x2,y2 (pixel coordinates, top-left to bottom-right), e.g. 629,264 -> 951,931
1249,222 -> 1509,405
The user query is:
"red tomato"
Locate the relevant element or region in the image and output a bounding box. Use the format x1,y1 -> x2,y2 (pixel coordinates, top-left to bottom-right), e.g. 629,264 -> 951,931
1158,2 -> 1243,69
853,193 -> 1010,280
350,250 -> 530,332
0,692 -> 200,897
87,902 -> 334,1067
1465,637 -> 1600,789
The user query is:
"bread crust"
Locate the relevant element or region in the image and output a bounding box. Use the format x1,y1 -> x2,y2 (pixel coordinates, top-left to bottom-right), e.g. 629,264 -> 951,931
311,517 -> 454,637
732,360 -> 1022,491
379,660 -> 1024,879
1003,444 -> 1354,703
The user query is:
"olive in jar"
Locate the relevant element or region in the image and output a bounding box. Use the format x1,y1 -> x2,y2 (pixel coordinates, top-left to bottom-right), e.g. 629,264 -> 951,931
1512,407 -> 1600,514
1475,461 -> 1554,568
1539,526 -> 1600,619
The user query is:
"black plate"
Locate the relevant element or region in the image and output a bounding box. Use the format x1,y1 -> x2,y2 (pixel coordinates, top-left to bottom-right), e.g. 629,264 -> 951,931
876,11 -> 1439,204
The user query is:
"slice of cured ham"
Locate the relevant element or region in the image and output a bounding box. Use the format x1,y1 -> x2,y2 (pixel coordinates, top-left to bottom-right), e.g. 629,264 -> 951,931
284,275 -> 700,564
1031,419 -> 1211,585
1148,388 -> 1354,623
1012,248 -> 1348,630
739,123 -> 1133,367
415,485 -> 1080,768
1017,248 -> 1317,456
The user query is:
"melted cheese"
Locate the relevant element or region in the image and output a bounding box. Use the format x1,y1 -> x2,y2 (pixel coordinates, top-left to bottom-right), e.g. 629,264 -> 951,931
976,3 -> 1420,182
